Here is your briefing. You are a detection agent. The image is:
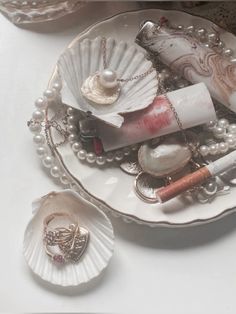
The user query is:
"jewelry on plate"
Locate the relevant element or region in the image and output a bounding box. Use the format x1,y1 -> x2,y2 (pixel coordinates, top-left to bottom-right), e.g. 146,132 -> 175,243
43,212 -> 89,264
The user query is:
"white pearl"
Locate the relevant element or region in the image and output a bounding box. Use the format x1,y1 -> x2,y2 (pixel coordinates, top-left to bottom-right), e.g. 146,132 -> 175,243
72,142 -> 82,152
199,145 -> 209,156
77,149 -> 87,160
67,107 -> 74,116
32,110 -> 44,121
67,125 -> 77,133
43,89 -> 55,100
219,142 -> 229,154
177,25 -> 183,30
36,146 -> 47,158
218,41 -> 225,49
131,144 -> 139,151
204,43 -> 211,49
230,57 -> 236,64
213,126 -> 225,138
60,174 -> 69,185
185,25 -> 194,34
114,150 -> 124,161
160,68 -> 170,79
203,181 -> 218,196
35,97 -> 47,110
67,115 -> 76,125
209,144 -> 218,155
226,137 -> 236,148
29,123 -> 42,133
196,28 -> 206,38
52,81 -> 62,92
228,124 -> 236,134
50,165 -> 61,177
33,134 -> 45,145
207,32 -> 217,43
123,147 -> 131,156
218,118 -> 229,128
224,133 -> 236,140
223,48 -> 233,57
42,155 -> 54,168
86,152 -> 96,163
68,133 -> 77,143
96,156 -> 106,165
106,152 -> 114,162
99,69 -> 118,89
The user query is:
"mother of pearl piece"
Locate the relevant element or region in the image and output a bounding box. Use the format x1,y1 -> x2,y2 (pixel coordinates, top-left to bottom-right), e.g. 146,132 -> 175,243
138,137 -> 192,178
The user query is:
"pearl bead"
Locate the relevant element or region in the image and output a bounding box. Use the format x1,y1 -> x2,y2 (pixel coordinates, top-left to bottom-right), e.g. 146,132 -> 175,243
207,32 -> 218,43
33,134 -> 45,145
209,144 -> 218,155
213,126 -> 225,138
52,81 -> 62,92
226,137 -> 236,148
219,142 -> 229,154
68,133 -> 77,143
86,152 -> 96,163
72,142 -> 82,152
96,156 -> 106,165
218,118 -> 229,129
160,68 -> 170,79
123,147 -> 131,156
204,43 -> 211,49
32,110 -> 44,121
67,107 -> 74,116
67,125 -> 77,133
114,150 -> 124,161
35,97 -> 47,110
77,149 -> 87,160
196,28 -> 206,38
199,145 -> 209,156
131,144 -> 139,151
230,57 -> 236,64
42,155 -> 54,168
36,146 -> 47,158
60,174 -> 69,185
99,69 -> 118,89
29,123 -> 42,133
43,89 -> 55,100
223,48 -> 233,57
67,115 -> 76,125
106,152 -> 114,162
218,41 -> 225,49
177,25 -> 183,30
185,25 -> 194,34
228,124 -> 236,134
50,165 -> 61,177
224,133 -> 236,140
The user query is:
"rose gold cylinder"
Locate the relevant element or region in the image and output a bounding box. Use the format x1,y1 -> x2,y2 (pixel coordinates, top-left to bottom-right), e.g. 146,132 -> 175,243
156,167 -> 211,203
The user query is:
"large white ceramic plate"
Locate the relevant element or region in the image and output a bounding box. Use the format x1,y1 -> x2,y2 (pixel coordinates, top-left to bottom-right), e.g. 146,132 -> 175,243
49,9 -> 236,227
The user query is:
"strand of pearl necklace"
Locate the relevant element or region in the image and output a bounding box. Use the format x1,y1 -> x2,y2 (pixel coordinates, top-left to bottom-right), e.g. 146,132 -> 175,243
199,118 -> 236,157
28,82 -> 71,186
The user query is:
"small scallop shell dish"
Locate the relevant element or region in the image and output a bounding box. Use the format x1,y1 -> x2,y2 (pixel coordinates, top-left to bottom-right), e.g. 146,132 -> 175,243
23,190 -> 114,287
57,36 -> 158,127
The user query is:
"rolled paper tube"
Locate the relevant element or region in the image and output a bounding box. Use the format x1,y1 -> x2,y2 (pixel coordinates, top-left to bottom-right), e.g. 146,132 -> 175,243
136,20 -> 236,113
97,83 -> 216,151
157,149 -> 236,203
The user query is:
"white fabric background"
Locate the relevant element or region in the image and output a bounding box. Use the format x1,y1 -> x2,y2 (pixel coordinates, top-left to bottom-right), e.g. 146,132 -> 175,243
1,2 -> 236,313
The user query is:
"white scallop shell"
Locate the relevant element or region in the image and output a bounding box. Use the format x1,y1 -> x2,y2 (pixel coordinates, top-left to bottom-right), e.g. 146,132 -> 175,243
57,36 -> 158,127
23,190 -> 114,286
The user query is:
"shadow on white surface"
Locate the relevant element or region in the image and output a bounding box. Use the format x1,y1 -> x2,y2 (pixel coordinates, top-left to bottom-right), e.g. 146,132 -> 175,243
110,212 -> 236,249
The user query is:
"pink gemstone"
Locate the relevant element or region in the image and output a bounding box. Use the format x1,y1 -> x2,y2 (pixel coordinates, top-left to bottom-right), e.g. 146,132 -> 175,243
53,254 -> 65,264
93,137 -> 103,156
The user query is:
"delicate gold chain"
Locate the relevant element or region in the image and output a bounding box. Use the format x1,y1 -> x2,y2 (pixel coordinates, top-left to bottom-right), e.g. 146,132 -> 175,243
101,37 -> 154,83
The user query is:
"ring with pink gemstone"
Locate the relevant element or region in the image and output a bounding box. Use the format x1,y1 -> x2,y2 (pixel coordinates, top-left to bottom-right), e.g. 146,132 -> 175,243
43,212 -> 89,265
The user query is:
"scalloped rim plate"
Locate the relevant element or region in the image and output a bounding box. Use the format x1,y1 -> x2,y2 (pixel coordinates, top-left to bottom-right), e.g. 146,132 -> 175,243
48,9 -> 236,227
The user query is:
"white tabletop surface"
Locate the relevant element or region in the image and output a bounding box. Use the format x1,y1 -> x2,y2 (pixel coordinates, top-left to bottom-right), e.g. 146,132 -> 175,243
1,2 -> 236,313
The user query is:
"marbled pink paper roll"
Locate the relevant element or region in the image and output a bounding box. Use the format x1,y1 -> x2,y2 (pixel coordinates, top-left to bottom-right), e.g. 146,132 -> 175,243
97,83 -> 216,151
136,20 -> 236,113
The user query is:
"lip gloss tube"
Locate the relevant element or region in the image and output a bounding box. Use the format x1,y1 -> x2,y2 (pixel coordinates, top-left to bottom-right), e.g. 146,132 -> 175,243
136,20 -> 236,113
97,83 -> 216,151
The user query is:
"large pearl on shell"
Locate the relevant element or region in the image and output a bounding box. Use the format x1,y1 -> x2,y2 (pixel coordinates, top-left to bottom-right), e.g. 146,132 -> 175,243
99,69 -> 118,89
138,137 -> 192,178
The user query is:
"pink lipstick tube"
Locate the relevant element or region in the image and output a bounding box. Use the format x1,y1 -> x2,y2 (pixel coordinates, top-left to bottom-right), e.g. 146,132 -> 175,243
136,20 -> 236,113
97,83 -> 216,151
